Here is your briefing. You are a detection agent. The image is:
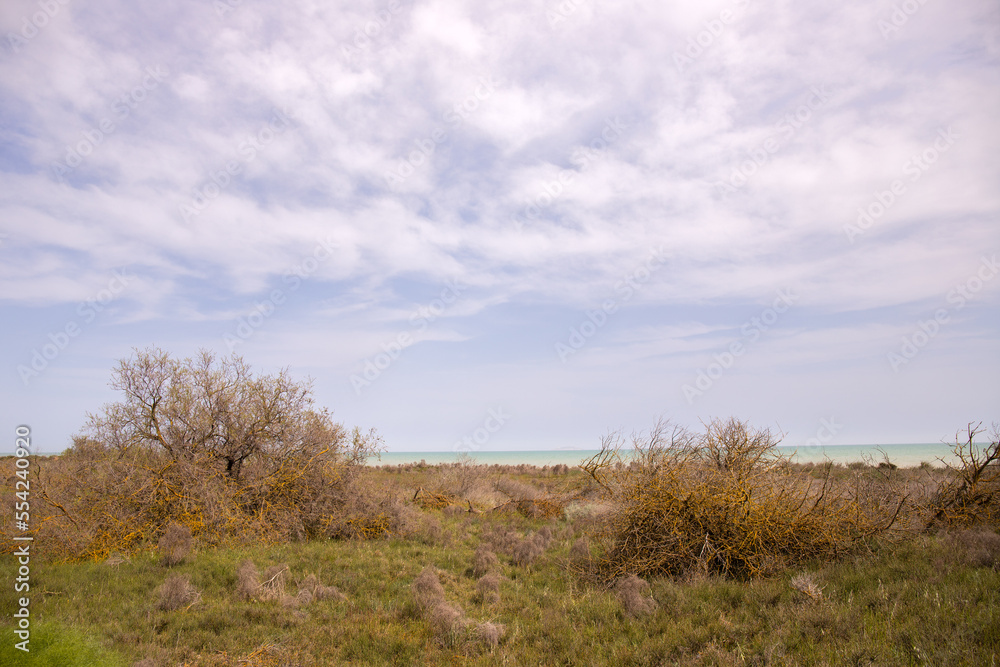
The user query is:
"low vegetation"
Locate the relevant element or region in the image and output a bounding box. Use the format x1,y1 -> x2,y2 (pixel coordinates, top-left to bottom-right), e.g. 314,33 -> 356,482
1,480 -> 997,665
1,349 -> 997,664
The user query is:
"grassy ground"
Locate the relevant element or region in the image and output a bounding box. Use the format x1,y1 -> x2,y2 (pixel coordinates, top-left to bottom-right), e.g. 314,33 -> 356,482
1,465 -> 998,666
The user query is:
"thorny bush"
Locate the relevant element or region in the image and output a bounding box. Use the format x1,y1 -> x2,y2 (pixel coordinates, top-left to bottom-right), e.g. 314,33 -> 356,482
580,418 -> 912,580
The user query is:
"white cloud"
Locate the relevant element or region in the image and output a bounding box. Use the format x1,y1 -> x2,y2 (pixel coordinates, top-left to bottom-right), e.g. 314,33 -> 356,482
1,0 -> 997,451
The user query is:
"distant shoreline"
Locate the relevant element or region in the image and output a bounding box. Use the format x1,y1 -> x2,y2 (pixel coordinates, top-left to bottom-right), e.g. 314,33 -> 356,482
12,442 -> 966,469
369,443 -> 962,468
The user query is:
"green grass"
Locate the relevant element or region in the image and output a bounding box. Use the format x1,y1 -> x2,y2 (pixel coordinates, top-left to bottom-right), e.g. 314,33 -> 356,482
2,475 -> 998,666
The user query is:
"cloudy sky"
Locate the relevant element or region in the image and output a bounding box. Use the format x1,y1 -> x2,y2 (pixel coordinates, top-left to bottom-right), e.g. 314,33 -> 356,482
1,0 -> 998,455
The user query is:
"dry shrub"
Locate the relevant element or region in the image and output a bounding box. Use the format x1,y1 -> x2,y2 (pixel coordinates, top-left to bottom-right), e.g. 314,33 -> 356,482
324,491 -> 416,541
156,574 -> 199,611
20,348 -> 389,562
433,457 -> 489,499
581,418 -> 911,579
413,485 -> 458,510
472,546 -> 499,577
790,572 -> 824,600
475,574 -> 501,604
926,422 -> 1000,529
474,621 -> 505,648
615,574 -> 656,617
157,522 -> 192,567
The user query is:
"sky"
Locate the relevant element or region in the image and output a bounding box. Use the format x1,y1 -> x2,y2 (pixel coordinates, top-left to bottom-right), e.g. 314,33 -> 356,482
1,0 -> 998,455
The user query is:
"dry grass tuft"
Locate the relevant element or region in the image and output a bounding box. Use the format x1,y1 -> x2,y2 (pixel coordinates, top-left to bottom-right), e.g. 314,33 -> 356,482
156,574 -> 200,611
417,516 -> 450,546
297,573 -> 347,602
474,621 -> 505,648
234,560 -> 290,602
475,573 -> 501,604
236,559 -> 260,600
790,572 -> 824,600
412,566 -> 446,611
570,537 -> 590,561
259,564 -> 288,601
493,498 -> 565,519
472,546 -> 499,577
493,477 -> 539,501
511,537 -> 544,567
428,601 -> 467,639
482,526 -> 520,555
614,574 -> 656,616
411,566 -> 471,645
104,553 -> 128,567
157,522 -> 193,567
949,529 -> 1000,569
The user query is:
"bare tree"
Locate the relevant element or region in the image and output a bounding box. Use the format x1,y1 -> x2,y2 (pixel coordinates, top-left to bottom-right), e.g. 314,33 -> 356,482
84,347 -> 375,480
928,421 -> 1000,529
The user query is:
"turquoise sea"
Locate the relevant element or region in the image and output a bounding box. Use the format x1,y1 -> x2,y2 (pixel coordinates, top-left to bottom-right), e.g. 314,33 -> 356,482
371,443 -> 961,468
